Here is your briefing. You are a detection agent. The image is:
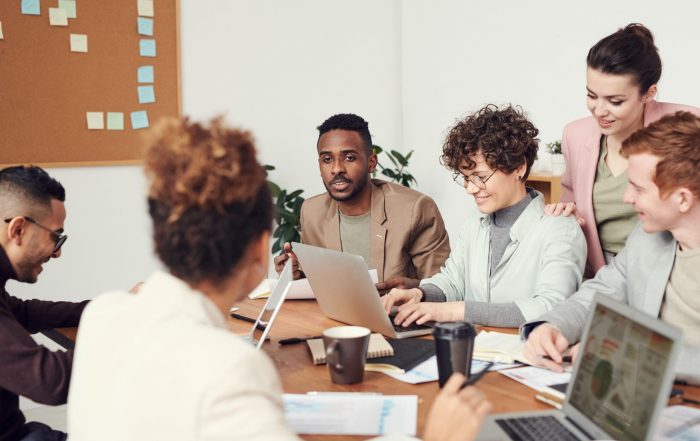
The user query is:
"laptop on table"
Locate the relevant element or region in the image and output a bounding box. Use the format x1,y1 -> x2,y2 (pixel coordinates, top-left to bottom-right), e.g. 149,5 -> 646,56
476,293 -> 682,441
292,242 -> 432,339
245,260 -> 293,349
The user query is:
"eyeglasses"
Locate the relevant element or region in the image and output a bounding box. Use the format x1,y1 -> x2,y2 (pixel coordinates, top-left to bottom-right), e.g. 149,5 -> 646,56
452,169 -> 497,189
4,217 -> 68,253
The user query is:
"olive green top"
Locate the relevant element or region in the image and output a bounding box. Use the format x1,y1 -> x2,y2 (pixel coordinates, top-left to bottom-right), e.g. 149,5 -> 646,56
592,136 -> 638,253
339,210 -> 372,268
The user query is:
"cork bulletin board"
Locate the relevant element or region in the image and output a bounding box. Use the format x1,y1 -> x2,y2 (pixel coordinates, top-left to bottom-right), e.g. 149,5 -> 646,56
0,0 -> 181,167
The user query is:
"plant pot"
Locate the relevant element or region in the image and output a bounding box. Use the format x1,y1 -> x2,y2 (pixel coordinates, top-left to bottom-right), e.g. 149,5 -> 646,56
551,154 -> 566,175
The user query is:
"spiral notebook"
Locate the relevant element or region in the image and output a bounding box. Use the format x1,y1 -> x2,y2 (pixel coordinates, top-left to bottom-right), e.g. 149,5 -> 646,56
307,333 -> 394,365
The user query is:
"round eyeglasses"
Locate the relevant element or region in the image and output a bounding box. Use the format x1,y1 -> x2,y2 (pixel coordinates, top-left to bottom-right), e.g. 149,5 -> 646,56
452,169 -> 497,190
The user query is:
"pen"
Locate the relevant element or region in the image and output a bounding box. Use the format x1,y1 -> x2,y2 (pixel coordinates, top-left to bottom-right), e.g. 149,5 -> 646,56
542,355 -> 573,363
279,336 -> 322,345
460,362 -> 494,389
230,312 -> 267,332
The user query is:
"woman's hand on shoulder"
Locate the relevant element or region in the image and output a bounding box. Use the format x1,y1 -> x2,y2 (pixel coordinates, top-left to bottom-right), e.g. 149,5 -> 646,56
543,202 -> 585,226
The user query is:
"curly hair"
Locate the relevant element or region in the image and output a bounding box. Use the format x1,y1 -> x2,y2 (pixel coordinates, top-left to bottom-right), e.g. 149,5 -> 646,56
144,117 -> 272,286
621,111 -> 700,199
441,104 -> 539,180
317,113 -> 373,155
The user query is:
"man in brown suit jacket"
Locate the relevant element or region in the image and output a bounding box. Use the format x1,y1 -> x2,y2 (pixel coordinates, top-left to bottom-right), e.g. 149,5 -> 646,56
274,113 -> 450,290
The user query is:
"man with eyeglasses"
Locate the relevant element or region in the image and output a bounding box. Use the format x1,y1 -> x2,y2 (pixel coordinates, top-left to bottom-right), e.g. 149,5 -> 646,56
0,165 -> 87,441
381,105 -> 587,328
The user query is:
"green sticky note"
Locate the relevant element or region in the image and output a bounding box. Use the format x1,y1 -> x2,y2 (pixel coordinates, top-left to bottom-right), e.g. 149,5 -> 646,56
138,66 -> 154,83
107,112 -> 124,130
58,0 -> 76,18
139,39 -> 156,57
21,0 -> 41,15
130,111 -> 149,130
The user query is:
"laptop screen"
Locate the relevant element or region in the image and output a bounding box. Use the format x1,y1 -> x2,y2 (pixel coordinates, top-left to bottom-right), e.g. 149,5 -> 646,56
567,302 -> 675,441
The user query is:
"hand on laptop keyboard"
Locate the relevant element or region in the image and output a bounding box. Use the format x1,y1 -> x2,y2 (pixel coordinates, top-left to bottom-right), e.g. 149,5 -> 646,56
391,301 -> 464,328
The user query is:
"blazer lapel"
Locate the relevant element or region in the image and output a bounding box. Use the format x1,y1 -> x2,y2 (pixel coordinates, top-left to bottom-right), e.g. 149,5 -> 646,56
323,199 -> 342,251
369,182 -> 387,281
644,235 -> 676,315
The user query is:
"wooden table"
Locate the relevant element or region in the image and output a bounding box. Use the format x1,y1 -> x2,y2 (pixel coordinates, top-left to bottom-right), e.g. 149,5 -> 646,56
229,299 -> 540,440
58,297 -> 700,440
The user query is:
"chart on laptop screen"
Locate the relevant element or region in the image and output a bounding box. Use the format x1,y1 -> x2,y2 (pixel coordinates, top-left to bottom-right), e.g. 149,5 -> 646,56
569,303 -> 674,441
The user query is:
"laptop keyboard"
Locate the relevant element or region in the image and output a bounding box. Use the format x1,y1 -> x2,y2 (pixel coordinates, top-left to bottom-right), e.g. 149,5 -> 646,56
390,319 -> 432,333
495,415 -> 582,441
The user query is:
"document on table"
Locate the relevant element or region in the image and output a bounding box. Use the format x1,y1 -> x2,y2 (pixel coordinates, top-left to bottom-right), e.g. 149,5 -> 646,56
499,365 -> 571,392
283,393 -> 416,436
474,330 -> 528,364
285,269 -> 378,299
384,355 -> 521,384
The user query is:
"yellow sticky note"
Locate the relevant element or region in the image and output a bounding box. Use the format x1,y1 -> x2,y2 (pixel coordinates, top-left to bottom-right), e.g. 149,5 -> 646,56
86,112 -> 104,130
70,33 -> 88,52
49,8 -> 68,26
0,22 -> 4,40
137,0 -> 154,17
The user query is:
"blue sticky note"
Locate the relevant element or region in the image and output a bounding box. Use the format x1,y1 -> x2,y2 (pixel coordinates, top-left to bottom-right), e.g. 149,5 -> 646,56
137,17 -> 153,36
139,39 -> 156,57
130,111 -> 149,130
137,66 -> 154,83
137,85 -> 155,104
21,0 -> 41,15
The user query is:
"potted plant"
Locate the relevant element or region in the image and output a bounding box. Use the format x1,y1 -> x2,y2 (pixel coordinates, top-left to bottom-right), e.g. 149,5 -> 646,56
545,140 -> 565,175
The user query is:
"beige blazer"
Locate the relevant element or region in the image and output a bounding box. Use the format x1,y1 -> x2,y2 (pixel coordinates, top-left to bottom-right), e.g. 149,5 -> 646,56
300,179 -> 450,282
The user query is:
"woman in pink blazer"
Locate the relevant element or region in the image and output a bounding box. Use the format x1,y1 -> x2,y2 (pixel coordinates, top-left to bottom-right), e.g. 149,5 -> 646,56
548,24 -> 700,278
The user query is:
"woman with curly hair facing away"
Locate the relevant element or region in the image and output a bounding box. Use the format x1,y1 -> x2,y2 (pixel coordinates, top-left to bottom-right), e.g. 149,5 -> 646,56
546,24 -> 700,278
66,117 -> 491,441
382,105 -> 587,328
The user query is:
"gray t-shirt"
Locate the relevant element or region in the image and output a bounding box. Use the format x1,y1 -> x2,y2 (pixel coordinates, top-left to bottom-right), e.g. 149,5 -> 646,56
339,211 -> 372,268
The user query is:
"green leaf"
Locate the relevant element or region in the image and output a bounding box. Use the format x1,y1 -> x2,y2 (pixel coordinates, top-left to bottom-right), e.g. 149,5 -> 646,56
292,197 -> 304,216
272,239 -> 282,254
405,150 -> 414,161
263,164 -> 276,172
391,150 -> 408,167
267,181 -> 282,198
382,169 -> 397,179
278,211 -> 298,223
276,190 -> 287,209
286,189 -> 304,200
385,153 -> 399,168
372,144 -> 384,155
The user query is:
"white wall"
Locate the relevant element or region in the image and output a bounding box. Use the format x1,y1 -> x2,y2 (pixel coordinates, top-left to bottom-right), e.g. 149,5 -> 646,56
401,0 -> 700,236
10,0 -> 700,302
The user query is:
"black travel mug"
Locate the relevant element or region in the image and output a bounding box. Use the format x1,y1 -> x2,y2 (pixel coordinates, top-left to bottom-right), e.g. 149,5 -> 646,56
433,321 -> 477,388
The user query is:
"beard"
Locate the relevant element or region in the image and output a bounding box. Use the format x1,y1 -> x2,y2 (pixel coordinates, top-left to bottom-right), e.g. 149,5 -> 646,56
324,173 -> 369,202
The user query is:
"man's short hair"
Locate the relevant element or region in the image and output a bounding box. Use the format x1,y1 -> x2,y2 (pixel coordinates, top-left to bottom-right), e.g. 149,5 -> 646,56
317,113 -> 373,156
621,111 -> 700,199
0,165 -> 66,206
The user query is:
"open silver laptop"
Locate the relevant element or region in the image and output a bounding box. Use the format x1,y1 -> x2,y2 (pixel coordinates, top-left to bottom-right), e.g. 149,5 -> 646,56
292,242 -> 432,339
246,260 -> 293,349
477,293 -> 682,441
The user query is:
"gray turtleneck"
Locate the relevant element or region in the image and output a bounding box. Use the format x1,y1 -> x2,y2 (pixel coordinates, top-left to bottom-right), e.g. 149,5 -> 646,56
420,189 -> 537,327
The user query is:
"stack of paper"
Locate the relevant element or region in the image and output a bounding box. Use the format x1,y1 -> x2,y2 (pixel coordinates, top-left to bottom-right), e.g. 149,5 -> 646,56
474,330 -> 528,364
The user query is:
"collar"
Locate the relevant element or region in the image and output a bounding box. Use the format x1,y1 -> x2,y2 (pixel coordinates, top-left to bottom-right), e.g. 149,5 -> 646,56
479,189 -> 544,241
325,179 -> 387,225
0,245 -> 17,289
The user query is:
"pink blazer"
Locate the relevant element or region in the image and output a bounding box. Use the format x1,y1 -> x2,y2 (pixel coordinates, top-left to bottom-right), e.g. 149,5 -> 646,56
561,100 -> 700,278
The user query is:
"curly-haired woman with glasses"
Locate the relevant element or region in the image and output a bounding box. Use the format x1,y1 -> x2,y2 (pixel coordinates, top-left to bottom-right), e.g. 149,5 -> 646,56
381,104 -> 587,328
